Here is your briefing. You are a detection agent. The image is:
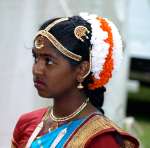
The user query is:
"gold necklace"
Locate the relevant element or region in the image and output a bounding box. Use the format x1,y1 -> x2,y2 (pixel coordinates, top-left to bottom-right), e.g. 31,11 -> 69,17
50,98 -> 89,122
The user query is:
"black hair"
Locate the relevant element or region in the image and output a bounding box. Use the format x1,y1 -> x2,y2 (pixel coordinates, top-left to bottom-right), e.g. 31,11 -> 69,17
39,16 -> 106,114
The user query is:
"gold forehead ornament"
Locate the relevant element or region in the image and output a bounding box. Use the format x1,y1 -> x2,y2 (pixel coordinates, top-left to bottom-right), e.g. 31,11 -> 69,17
34,36 -> 44,49
34,18 -> 82,61
74,26 -> 90,42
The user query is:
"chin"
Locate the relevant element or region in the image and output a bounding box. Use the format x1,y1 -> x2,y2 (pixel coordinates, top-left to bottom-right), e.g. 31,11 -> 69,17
37,90 -> 51,98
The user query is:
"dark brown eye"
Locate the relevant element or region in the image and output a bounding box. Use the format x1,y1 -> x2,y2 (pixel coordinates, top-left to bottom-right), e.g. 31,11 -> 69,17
45,57 -> 53,65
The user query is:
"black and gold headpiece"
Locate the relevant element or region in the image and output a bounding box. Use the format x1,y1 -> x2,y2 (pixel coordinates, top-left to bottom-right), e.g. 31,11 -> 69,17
34,18 -> 90,62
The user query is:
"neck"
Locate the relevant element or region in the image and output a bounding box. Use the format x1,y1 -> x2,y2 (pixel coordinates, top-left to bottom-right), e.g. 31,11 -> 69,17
53,89 -> 86,118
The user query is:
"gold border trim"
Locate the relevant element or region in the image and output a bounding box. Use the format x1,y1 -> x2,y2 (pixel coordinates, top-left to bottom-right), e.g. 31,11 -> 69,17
66,115 -> 136,148
45,18 -> 68,31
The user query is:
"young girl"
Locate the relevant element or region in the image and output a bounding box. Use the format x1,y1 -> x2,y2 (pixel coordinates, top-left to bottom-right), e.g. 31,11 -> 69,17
11,13 -> 139,148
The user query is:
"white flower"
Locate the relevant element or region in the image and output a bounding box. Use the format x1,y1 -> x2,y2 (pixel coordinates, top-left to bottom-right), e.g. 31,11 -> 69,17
104,18 -> 123,71
80,13 -> 110,79
80,13 -> 123,81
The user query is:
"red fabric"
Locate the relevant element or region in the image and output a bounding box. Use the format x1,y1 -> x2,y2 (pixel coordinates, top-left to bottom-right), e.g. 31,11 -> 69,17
12,108 -> 47,147
86,133 -> 120,148
12,110 -> 139,148
86,132 -> 139,148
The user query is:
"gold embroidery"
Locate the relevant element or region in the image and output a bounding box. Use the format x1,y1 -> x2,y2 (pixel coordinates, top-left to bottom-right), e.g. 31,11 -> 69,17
124,140 -> 136,148
66,115 -> 127,147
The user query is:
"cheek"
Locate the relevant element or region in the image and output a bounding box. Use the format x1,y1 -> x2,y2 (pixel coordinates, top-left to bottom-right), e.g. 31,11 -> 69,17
46,68 -> 76,92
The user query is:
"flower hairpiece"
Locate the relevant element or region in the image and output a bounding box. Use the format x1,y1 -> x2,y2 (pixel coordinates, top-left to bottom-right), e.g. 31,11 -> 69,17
80,12 -> 123,89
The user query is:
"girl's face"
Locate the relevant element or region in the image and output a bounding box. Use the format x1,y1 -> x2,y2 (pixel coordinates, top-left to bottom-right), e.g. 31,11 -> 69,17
32,37 -> 78,98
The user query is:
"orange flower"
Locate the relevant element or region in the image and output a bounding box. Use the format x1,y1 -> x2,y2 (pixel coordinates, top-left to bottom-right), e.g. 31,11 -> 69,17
89,17 -> 114,90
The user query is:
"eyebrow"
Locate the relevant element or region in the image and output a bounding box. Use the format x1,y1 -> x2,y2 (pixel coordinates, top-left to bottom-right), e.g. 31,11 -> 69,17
32,48 -> 58,59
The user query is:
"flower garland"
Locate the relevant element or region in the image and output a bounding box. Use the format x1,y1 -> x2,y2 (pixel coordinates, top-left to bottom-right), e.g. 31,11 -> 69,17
89,17 -> 114,89
105,18 -> 123,71
80,13 -> 123,90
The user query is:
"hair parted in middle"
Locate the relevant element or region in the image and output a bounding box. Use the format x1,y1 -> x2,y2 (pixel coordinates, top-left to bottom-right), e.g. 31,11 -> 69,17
34,13 -> 123,113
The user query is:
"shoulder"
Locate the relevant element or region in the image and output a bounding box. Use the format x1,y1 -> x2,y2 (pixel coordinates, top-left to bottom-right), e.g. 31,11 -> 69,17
14,107 -> 47,131
85,114 -> 139,148
66,113 -> 139,148
86,131 -> 139,148
12,108 -> 48,147
17,108 -> 48,123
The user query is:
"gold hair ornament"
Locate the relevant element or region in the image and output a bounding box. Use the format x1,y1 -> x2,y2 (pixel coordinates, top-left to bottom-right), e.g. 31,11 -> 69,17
34,35 -> 44,49
74,26 -> 90,42
34,18 -> 82,61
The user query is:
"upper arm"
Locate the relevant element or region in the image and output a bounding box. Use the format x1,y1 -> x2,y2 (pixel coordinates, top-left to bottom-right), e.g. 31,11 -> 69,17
87,133 -> 120,148
12,113 -> 33,147
12,108 -> 47,147
12,116 -> 23,147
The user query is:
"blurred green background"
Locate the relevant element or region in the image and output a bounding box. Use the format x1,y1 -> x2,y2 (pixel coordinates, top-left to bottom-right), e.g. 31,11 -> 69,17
128,81 -> 150,147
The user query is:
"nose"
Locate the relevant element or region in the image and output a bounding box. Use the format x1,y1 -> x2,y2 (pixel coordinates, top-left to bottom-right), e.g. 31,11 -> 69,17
33,59 -> 45,76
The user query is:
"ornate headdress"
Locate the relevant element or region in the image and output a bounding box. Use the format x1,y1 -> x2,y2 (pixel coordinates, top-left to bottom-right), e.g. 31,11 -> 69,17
34,13 -> 123,90
79,13 -> 123,89
34,18 -> 82,61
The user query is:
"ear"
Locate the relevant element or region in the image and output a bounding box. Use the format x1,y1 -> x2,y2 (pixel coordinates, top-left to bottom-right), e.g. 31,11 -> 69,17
76,61 -> 90,82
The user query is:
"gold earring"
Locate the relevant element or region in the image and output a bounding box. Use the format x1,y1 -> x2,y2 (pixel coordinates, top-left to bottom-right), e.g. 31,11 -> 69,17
77,82 -> 84,89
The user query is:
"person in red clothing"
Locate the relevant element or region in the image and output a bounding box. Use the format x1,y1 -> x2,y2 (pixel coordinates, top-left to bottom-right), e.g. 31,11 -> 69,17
11,13 -> 139,148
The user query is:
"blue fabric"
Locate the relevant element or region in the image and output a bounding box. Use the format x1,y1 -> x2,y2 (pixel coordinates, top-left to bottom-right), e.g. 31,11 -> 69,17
31,118 -> 86,148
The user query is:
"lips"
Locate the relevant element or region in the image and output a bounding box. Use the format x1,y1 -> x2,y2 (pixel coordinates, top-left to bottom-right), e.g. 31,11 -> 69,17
34,79 -> 46,90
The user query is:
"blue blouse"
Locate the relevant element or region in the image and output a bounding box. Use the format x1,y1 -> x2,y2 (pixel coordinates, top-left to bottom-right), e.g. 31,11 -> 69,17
31,118 -> 86,148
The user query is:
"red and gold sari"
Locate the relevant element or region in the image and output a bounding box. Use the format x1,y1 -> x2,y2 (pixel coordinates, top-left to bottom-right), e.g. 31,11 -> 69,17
12,108 -> 139,148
